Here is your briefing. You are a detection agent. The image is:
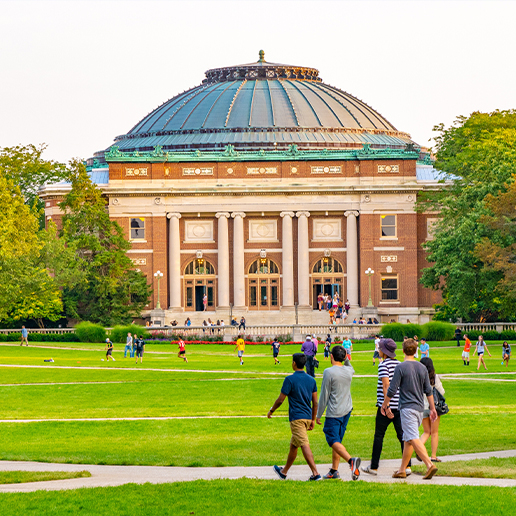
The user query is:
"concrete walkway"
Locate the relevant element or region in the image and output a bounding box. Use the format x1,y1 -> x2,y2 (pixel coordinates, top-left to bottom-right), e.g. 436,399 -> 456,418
0,450 -> 515,493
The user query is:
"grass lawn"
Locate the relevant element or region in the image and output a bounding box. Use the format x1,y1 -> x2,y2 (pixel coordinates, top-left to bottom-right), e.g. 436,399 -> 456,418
0,471 -> 90,484
413,457 -> 516,479
0,479 -> 514,515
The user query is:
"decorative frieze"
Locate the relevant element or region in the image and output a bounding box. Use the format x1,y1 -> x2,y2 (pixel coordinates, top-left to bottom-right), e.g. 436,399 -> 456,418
378,164 -> 399,173
183,167 -> 213,176
184,221 -> 214,242
247,167 -> 277,175
131,258 -> 147,266
311,166 -> 342,174
381,255 -> 398,263
125,167 -> 148,177
249,220 -> 277,241
313,219 -> 342,241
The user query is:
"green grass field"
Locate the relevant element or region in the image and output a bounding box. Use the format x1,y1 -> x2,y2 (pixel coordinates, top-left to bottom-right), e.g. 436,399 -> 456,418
0,471 -> 90,484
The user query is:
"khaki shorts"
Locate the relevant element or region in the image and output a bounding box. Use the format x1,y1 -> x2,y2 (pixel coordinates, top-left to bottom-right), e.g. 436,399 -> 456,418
290,419 -> 312,448
462,351 -> 470,359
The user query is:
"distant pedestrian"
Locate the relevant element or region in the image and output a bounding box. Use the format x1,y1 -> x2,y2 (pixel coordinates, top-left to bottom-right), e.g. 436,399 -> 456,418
239,316 -> 246,331
324,335 -> 331,361
420,338 -> 430,358
373,334 -> 381,366
318,293 -> 324,311
301,335 -> 316,378
344,300 -> 350,315
135,335 -> 145,364
413,335 -> 419,359
312,334 -> 319,356
382,338 -> 438,480
268,353 -> 321,481
474,335 -> 491,370
502,341 -> 511,367
235,335 -> 245,365
105,338 -> 115,362
20,326 -> 29,346
342,337 -> 353,361
271,338 -> 281,365
362,338 -> 411,476
124,333 -> 133,358
316,345 -> 361,481
203,294 -> 208,311
455,326 -> 462,347
178,338 -> 188,362
462,334 -> 471,366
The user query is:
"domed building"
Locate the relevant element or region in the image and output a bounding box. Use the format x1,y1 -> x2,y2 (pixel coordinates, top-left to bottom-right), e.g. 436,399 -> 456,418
42,51 -> 442,325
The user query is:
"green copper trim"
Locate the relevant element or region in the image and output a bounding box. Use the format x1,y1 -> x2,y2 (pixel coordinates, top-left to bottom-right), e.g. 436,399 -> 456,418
105,143 -> 421,163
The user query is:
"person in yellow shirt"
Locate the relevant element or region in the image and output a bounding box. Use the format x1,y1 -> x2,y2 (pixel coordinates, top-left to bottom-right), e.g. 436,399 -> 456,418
235,335 -> 245,365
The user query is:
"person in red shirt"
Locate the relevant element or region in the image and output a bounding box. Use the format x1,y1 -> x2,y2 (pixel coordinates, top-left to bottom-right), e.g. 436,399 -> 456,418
178,339 -> 188,363
462,335 -> 471,366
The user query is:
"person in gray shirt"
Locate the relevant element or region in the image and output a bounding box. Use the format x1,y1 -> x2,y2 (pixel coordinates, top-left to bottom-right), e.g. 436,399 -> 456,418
316,345 -> 361,481
382,338 -> 438,480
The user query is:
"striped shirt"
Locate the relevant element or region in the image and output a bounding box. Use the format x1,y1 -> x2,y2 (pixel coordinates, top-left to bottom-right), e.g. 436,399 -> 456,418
376,358 -> 401,410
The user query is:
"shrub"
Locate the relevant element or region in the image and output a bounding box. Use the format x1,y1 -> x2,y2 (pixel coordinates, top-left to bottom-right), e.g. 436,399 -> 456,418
381,323 -> 425,342
501,330 -> 516,341
75,322 -> 106,343
422,321 -> 455,341
110,325 -> 151,343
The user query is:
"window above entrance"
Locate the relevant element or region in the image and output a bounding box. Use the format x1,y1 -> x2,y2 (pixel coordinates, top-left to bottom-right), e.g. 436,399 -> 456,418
313,257 -> 343,274
249,258 -> 279,275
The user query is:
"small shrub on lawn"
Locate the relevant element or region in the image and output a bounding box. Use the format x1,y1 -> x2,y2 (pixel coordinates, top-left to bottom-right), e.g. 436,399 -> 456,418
422,321 -> 455,341
75,322 -> 107,343
110,325 -> 151,343
501,330 -> 516,340
381,323 -> 425,341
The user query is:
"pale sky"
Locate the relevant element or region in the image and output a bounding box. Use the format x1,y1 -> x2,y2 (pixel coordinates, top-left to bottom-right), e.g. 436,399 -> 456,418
1,0 -> 515,163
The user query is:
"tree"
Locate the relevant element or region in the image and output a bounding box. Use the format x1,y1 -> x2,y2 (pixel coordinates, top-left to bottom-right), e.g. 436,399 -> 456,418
418,110 -> 516,321
59,161 -> 151,325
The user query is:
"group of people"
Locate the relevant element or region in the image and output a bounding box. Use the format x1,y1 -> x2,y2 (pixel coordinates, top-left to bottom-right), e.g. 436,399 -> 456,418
120,333 -> 145,363
317,292 -> 350,314
268,337 -> 444,481
461,334 -> 511,370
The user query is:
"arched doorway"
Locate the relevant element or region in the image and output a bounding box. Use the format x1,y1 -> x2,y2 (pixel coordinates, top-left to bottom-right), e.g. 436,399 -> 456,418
184,258 -> 216,311
248,257 -> 280,310
311,257 -> 344,309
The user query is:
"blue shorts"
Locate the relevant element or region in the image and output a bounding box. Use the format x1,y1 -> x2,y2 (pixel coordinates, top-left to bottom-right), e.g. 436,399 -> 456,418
323,410 -> 352,447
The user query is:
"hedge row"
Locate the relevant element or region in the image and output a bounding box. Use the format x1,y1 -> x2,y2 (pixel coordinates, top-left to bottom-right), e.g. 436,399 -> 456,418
0,333 -> 80,342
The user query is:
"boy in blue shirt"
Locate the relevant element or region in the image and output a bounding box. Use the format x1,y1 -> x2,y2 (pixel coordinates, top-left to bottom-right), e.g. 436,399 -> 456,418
420,339 -> 430,358
268,353 -> 321,481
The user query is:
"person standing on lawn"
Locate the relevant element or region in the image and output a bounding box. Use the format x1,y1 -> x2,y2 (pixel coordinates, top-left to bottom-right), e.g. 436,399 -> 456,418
20,325 -> 29,346
462,334 -> 471,366
420,357 -> 445,463
105,338 -> 115,362
342,337 -> 353,361
178,338 -> 188,363
301,335 -> 316,378
502,341 -> 511,368
474,335 -> 491,370
323,335 -> 331,361
271,338 -> 281,365
382,338 -> 438,480
124,333 -> 133,358
420,338 -> 430,358
316,345 -> 361,481
235,335 -> 245,365
135,335 -> 145,364
373,334 -> 382,366
268,353 -> 321,481
455,326 -> 462,347
362,338 -> 411,476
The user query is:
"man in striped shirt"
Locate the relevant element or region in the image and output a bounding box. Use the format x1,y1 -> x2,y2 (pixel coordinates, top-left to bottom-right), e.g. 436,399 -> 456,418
362,338 -> 411,475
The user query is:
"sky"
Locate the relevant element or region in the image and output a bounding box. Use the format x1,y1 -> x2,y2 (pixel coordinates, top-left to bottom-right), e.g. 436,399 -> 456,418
1,0 -> 515,163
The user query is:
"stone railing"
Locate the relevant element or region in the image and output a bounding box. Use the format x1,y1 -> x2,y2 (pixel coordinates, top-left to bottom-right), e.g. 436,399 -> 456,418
456,322 -> 516,333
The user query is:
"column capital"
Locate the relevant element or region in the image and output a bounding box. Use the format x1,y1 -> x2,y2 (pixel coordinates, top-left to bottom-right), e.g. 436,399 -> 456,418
280,211 -> 295,218
215,212 -> 231,219
231,212 -> 246,219
296,211 -> 310,218
344,210 -> 359,218
167,212 -> 182,220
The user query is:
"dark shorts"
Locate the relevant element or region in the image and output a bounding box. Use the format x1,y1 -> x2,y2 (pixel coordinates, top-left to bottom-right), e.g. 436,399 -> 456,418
136,350 -> 143,357
106,349 -> 113,355
179,350 -> 185,355
373,351 -> 380,359
478,352 -> 484,356
273,352 -> 279,357
323,411 -> 352,447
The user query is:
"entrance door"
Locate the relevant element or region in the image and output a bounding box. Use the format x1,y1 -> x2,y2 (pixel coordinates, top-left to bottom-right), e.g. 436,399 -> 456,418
195,285 -> 205,311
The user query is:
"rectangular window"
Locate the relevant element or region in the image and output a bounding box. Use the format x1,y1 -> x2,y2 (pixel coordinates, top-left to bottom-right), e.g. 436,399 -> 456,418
381,275 -> 399,300
271,286 -> 278,306
186,287 -> 193,307
130,218 -> 145,240
250,286 -> 257,306
381,215 -> 396,238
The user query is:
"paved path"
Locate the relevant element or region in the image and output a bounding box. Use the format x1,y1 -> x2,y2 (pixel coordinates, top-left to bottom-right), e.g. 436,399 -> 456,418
0,450 -> 515,492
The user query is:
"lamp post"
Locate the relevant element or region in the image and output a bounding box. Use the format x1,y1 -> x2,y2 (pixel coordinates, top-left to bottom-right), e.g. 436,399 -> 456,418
365,267 -> 375,307
154,270 -> 164,310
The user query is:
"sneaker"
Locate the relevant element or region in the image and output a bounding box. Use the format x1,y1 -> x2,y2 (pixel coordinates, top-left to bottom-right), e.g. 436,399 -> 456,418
112,358 -> 116,361
322,470 -> 340,479
350,457 -> 361,481
405,467 -> 412,476
273,465 -> 286,480
308,474 -> 322,481
361,465 -> 377,476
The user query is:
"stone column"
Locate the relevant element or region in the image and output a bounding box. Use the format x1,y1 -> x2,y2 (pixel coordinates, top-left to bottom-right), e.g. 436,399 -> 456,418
280,211 -> 295,307
167,212 -> 182,309
345,211 -> 359,307
216,212 -> 230,308
231,212 -> 246,308
296,211 -> 310,307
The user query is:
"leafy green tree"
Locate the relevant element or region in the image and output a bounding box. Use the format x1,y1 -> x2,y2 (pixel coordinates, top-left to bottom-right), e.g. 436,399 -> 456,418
59,161 -> 151,325
418,110 -> 516,321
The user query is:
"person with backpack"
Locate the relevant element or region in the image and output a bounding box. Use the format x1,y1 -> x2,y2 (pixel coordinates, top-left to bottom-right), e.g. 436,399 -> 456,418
301,335 -> 317,378
135,335 -> 145,364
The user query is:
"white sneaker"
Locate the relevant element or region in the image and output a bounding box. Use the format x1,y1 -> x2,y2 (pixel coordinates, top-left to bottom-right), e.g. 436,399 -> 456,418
406,467 -> 412,476
361,465 -> 377,475
113,358 -> 116,361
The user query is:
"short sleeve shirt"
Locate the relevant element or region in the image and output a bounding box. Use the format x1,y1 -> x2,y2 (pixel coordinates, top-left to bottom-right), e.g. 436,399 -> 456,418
342,339 -> 352,350
464,339 -> 471,352
21,328 -> 28,338
281,371 -> 317,421
136,339 -> 144,351
420,343 -> 430,355
178,341 -> 185,351
236,338 -> 245,351
272,342 -> 280,353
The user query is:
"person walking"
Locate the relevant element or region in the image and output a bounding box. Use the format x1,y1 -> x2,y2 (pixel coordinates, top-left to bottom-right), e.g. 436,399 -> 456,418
312,334 -> 319,356
455,326 -> 462,347
502,341 -> 511,368
178,338 -> 188,363
382,338 -> 438,480
323,335 -> 331,361
474,335 -> 491,370
124,333 -> 133,358
105,338 -> 115,362
271,338 -> 281,365
235,335 -> 245,365
135,336 -> 145,364
342,336 -> 353,361
268,353 -> 321,481
202,293 -> 208,311
301,335 -> 316,378
373,334 -> 381,366
420,338 -> 430,358
362,338 -> 412,476
462,334 -> 471,366
20,325 -> 29,346
344,300 -> 350,315
316,345 -> 361,481
317,292 -> 324,311
419,357 -> 445,463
